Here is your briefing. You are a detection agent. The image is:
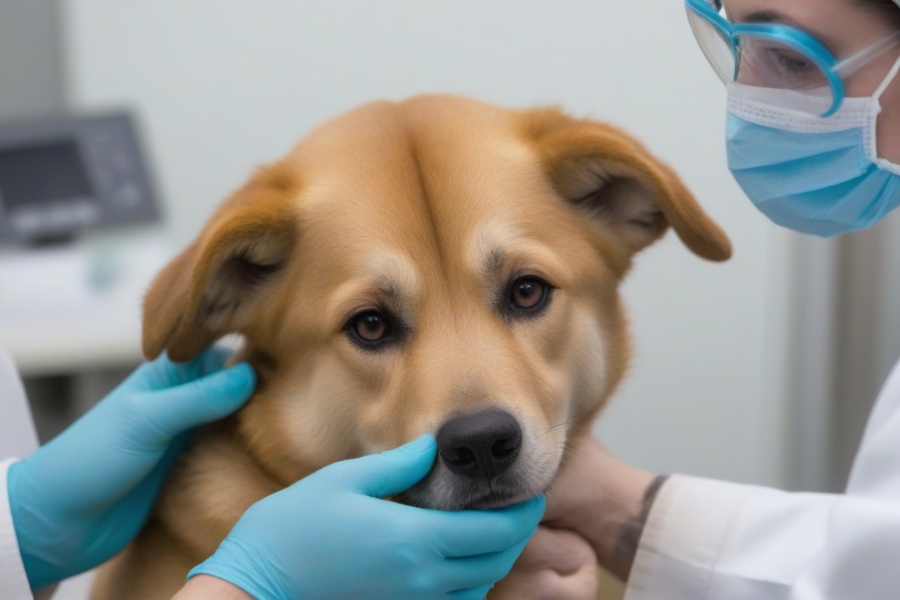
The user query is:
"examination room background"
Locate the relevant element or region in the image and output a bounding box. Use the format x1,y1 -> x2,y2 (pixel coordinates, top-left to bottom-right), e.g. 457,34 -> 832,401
3,2 -> 900,597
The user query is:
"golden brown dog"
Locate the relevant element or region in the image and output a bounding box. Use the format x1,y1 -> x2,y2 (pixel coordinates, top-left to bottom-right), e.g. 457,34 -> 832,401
91,94 -> 730,600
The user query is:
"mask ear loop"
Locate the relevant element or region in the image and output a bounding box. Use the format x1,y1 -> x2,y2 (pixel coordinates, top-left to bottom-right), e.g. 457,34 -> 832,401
834,31 -> 900,79
874,52 -> 900,102
870,52 -> 900,174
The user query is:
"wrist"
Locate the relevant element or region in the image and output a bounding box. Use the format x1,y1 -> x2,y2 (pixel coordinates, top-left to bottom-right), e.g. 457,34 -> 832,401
598,473 -> 668,580
172,575 -> 254,600
6,461 -> 60,591
583,453 -> 656,579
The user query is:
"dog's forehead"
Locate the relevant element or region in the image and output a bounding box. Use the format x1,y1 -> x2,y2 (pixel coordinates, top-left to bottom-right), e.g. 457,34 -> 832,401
287,96 -> 578,275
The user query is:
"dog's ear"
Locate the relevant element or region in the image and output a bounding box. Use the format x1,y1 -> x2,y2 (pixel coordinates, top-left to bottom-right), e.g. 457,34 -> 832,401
143,167 -> 299,362
524,109 -> 731,261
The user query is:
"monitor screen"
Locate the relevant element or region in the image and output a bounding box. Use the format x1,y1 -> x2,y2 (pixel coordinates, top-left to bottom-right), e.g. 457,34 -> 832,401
0,140 -> 95,211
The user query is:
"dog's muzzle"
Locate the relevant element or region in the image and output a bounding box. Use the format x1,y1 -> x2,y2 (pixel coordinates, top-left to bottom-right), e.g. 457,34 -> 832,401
399,407 -> 548,511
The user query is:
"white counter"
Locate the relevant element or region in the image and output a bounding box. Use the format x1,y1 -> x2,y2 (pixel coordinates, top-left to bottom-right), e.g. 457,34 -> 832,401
0,237 -> 170,376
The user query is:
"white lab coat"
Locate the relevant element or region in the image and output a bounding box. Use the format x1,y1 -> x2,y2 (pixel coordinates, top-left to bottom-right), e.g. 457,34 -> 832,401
3,344 -> 900,599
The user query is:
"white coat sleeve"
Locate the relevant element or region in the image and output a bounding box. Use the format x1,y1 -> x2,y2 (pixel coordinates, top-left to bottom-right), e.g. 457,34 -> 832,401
0,343 -> 39,459
624,358 -> 900,600
0,343 -> 38,600
0,458 -> 33,600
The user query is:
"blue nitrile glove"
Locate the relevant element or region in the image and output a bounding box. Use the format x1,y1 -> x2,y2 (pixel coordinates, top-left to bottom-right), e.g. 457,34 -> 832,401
191,435 -> 545,600
7,348 -> 256,590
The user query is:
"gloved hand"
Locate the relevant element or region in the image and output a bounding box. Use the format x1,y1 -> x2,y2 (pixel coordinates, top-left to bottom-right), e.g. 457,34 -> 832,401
191,435 -> 545,600
7,348 -> 256,590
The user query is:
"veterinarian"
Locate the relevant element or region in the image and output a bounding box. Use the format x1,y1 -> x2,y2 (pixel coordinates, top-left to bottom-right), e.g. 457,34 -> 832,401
519,0 -> 900,599
0,344 -> 544,600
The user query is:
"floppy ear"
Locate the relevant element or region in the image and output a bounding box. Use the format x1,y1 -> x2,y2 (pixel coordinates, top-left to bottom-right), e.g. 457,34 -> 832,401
524,110 -> 731,261
143,168 -> 299,362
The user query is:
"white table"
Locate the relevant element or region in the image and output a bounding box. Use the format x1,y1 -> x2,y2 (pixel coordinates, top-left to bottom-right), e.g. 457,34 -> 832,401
0,238 -> 171,376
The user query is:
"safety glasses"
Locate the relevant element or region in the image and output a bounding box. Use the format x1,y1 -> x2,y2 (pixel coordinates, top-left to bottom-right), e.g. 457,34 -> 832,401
685,0 -> 900,116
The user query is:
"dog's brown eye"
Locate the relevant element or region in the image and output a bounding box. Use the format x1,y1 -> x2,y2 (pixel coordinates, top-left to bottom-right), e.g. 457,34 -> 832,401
352,311 -> 390,342
511,278 -> 546,310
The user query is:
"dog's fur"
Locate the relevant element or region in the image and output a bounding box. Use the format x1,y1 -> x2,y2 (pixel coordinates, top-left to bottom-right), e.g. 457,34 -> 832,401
91,95 -> 730,600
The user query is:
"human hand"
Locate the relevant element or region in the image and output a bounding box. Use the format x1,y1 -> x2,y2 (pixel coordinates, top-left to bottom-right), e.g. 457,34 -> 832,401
488,525 -> 600,600
541,433 -> 659,581
7,348 -> 256,589
190,435 -> 545,600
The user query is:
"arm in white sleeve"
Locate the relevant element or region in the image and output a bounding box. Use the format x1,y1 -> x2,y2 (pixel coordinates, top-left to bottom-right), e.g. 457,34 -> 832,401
625,475 -> 829,599
626,358 -> 900,600
626,475 -> 900,600
0,343 -> 39,461
0,342 -> 46,599
0,458 -> 33,600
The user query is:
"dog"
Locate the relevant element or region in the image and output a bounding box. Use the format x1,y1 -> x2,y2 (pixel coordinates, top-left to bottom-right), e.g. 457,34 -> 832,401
90,94 -> 730,600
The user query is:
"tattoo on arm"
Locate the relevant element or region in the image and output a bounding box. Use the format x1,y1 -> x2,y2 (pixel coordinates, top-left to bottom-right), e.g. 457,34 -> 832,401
610,475 -> 670,581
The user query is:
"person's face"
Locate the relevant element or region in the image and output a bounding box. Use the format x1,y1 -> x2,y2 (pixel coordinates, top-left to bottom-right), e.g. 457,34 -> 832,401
723,0 -> 900,161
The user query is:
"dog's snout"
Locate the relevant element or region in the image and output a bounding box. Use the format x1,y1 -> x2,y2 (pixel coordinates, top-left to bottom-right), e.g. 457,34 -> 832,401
436,409 -> 522,480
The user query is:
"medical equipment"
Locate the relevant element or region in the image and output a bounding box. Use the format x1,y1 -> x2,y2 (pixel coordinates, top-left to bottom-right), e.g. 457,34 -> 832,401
685,0 -> 900,116
0,112 -> 168,376
0,112 -> 158,244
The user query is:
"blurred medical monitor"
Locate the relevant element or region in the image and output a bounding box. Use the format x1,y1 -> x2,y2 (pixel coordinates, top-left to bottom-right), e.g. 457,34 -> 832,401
0,112 -> 158,244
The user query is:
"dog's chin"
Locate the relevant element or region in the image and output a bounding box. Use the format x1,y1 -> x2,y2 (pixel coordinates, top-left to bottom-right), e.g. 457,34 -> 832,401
453,488 -> 539,511
397,487 -> 535,511
397,468 -> 550,511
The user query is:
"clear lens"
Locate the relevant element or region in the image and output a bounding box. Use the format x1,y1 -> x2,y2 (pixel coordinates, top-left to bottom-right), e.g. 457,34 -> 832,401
736,36 -> 828,91
687,9 -> 735,83
687,3 -> 838,114
734,35 -> 834,113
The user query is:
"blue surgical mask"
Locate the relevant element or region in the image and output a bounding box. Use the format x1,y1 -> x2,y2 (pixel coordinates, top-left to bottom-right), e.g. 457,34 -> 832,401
726,55 -> 900,237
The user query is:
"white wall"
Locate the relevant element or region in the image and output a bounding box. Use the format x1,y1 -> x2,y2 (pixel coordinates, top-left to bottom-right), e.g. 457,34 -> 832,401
63,0 -> 793,487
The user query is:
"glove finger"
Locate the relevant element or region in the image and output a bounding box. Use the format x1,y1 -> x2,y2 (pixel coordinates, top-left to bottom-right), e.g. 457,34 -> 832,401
18,362 -> 253,510
192,345 -> 238,377
132,362 -> 256,444
134,347 -> 235,391
425,495 -> 545,558
327,435 -> 437,498
447,584 -> 493,600
441,535 -> 531,593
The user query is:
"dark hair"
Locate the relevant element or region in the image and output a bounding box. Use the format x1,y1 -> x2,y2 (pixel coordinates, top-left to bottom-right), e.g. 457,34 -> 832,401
860,0 -> 900,28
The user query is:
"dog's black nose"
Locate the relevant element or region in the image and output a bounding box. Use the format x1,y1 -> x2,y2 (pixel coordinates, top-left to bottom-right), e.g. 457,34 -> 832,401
436,409 -> 522,480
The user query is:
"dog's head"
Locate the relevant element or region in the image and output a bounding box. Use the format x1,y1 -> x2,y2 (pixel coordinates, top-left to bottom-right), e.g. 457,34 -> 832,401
143,96 -> 730,510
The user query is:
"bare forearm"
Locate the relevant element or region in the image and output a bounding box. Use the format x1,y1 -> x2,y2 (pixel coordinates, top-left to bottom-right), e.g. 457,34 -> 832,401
172,575 -> 254,600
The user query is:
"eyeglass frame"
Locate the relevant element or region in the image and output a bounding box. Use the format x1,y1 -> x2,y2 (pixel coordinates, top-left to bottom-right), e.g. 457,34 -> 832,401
685,0 -> 900,116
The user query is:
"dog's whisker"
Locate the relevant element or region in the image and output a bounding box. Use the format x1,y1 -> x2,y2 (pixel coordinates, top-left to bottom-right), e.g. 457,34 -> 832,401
544,409 -> 593,434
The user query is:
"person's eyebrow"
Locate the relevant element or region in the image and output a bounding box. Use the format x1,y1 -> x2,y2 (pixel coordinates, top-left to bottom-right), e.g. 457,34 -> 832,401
742,10 -> 801,26
738,10 -> 838,53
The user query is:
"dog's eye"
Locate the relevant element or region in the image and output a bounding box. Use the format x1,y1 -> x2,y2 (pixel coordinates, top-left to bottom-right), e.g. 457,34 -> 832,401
509,277 -> 549,312
350,310 -> 391,343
